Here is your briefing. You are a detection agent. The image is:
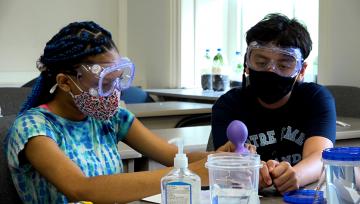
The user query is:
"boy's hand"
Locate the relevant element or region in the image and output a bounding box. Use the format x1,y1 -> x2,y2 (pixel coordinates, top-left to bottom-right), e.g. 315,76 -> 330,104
259,160 -> 278,189
270,161 -> 300,194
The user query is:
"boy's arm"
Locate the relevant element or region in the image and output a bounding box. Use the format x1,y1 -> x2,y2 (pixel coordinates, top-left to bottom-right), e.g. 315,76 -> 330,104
269,136 -> 333,194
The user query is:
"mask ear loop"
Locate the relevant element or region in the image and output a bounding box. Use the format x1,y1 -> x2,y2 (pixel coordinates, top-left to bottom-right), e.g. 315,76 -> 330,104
67,75 -> 84,92
287,70 -> 302,95
242,52 -> 249,89
49,84 -> 58,94
66,75 -> 87,98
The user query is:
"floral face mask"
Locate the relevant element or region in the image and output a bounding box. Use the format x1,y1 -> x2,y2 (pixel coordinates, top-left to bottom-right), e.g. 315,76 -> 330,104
68,76 -> 120,120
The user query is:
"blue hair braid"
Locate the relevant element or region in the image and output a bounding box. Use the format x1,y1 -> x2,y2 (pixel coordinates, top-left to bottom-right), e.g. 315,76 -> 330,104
19,21 -> 117,114
18,74 -> 45,115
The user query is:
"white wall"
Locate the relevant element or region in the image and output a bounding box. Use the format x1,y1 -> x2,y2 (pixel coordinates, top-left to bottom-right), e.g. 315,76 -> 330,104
318,0 -> 360,87
0,0 -> 119,86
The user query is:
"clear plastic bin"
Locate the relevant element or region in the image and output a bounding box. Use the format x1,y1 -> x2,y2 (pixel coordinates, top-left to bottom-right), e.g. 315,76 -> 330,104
322,147 -> 360,204
205,152 -> 262,204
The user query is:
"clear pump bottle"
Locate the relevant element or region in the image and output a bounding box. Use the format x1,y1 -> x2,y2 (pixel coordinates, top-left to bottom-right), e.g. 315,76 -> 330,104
161,138 -> 201,204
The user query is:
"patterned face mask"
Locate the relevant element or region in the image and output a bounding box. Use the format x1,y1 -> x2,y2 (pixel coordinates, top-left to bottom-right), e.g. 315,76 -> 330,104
70,86 -> 120,120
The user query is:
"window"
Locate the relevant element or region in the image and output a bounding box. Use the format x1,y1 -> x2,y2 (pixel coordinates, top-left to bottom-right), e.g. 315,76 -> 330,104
180,0 -> 319,89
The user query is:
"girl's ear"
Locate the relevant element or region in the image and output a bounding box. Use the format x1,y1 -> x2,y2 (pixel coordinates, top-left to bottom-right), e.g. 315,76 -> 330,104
56,74 -> 72,92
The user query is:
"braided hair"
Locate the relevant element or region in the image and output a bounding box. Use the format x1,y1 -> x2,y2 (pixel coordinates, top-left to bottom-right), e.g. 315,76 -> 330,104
19,21 -> 117,114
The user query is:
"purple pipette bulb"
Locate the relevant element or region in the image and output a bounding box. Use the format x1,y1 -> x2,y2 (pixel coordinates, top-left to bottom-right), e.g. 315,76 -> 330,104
226,120 -> 249,153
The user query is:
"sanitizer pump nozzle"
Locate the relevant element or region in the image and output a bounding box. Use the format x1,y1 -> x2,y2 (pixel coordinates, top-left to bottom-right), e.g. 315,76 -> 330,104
169,138 -> 188,168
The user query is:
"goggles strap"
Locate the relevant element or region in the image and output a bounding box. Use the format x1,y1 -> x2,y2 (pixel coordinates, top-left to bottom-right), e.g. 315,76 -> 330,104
67,75 -> 85,93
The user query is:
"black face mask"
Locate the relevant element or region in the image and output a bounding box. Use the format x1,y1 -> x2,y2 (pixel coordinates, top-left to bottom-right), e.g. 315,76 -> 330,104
248,69 -> 297,104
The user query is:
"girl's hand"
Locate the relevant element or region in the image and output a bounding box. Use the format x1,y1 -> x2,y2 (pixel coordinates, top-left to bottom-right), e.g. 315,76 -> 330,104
216,141 -> 236,152
216,141 -> 257,153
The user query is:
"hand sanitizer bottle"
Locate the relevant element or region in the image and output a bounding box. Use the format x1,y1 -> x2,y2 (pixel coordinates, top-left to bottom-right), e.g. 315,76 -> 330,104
161,138 -> 201,204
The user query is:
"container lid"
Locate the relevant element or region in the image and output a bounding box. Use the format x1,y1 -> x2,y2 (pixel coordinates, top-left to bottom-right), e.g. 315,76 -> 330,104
205,152 -> 262,170
322,147 -> 360,161
283,189 -> 325,204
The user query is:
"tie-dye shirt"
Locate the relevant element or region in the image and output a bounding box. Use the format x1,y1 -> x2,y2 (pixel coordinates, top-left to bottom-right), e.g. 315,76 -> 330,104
5,107 -> 134,204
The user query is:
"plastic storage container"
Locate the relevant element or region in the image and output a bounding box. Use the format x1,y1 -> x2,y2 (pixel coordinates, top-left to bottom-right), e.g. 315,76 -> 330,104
322,147 -> 360,204
205,152 -> 262,204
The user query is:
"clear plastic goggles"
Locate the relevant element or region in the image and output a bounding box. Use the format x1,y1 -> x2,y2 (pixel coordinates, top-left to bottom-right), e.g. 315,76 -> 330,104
246,41 -> 303,77
75,57 -> 135,97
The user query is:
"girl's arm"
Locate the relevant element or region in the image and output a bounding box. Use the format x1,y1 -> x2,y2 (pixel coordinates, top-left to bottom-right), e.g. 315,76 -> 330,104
25,134 -> 208,203
123,118 -> 178,166
124,118 -> 210,165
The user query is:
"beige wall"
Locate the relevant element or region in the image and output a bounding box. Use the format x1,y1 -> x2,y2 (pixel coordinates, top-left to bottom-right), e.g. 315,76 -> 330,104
0,0 -> 359,88
0,0 -> 119,86
318,0 -> 360,87
127,0 -> 171,88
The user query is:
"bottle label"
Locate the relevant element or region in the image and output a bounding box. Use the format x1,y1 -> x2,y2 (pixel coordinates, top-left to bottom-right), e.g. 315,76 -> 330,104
165,181 -> 192,204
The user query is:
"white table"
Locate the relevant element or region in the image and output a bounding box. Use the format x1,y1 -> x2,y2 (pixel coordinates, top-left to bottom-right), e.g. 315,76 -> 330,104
117,142 -> 142,172
151,126 -> 211,152
126,101 -> 212,129
336,117 -> 360,140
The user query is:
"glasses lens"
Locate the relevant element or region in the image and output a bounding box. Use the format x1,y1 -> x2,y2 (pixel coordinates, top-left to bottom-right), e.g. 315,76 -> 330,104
98,60 -> 135,96
249,49 -> 298,77
100,70 -> 122,96
118,66 -> 133,89
76,65 -> 101,93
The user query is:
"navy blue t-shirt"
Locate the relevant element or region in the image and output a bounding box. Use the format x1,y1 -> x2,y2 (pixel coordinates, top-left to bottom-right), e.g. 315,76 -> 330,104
211,82 -> 336,165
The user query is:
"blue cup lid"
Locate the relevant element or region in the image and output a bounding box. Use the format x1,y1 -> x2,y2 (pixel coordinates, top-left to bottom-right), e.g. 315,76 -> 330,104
283,189 -> 325,204
322,147 -> 360,161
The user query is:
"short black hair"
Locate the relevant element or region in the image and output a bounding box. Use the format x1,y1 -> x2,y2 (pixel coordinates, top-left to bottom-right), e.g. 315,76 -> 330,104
246,13 -> 312,60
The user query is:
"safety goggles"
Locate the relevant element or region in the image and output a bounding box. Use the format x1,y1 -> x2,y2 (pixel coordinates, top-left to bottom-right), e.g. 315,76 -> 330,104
75,57 -> 135,97
246,41 -> 303,77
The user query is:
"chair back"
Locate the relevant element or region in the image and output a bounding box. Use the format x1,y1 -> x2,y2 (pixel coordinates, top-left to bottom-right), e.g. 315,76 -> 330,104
175,114 -> 212,128
0,115 -> 22,203
0,87 -> 32,116
22,78 -> 37,87
325,85 -> 360,118
206,132 -> 215,151
120,86 -> 154,104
